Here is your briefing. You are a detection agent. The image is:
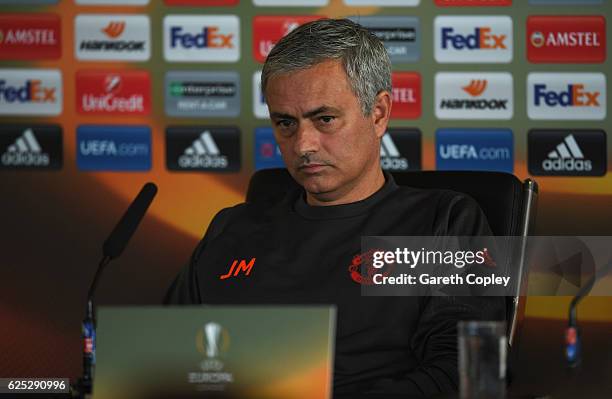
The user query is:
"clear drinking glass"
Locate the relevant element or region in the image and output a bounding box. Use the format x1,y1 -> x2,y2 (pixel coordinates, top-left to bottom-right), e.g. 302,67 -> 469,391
458,321 -> 507,399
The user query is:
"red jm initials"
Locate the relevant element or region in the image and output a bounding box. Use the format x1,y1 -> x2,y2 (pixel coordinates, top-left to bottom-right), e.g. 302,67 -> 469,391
219,258 -> 256,280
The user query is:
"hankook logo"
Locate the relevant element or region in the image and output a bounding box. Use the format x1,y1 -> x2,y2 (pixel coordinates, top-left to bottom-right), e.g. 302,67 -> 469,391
435,72 -> 513,120
75,14 -> 150,61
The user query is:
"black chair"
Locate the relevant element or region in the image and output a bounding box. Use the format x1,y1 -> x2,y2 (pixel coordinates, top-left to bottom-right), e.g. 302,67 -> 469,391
246,168 -> 538,350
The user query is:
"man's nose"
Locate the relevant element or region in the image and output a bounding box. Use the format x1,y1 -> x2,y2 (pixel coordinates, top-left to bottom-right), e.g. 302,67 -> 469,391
293,122 -> 320,156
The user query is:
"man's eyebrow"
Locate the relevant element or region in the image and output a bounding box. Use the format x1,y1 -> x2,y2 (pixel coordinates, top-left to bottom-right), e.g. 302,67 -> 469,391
270,106 -> 340,120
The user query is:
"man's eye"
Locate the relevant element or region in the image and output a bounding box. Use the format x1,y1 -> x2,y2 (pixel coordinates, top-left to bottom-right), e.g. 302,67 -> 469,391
320,116 -> 335,123
276,120 -> 295,129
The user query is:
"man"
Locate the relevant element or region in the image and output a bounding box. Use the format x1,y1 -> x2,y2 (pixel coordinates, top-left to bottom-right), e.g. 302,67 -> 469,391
166,19 -> 503,396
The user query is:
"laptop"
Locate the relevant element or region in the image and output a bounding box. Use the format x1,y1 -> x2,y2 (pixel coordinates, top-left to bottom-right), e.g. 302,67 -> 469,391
93,306 -> 336,399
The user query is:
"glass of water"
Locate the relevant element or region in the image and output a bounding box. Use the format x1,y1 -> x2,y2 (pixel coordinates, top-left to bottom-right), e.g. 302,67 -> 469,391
458,321 -> 507,399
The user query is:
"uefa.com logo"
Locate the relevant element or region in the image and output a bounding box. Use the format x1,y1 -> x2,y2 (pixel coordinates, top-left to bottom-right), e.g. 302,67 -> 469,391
253,15 -> 321,63
436,128 -> 514,173
164,15 -> 240,63
0,68 -> 62,116
0,13 -> 61,60
435,72 -> 513,120
435,15 -> 513,63
0,124 -> 62,170
77,125 -> 151,172
75,14 -> 150,61
527,16 -> 606,64
76,70 -> 151,115
527,73 -> 606,120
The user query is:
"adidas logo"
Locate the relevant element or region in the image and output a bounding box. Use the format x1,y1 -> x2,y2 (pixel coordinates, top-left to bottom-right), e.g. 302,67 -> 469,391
542,134 -> 592,172
178,131 -> 228,169
1,128 -> 50,167
380,133 -> 409,171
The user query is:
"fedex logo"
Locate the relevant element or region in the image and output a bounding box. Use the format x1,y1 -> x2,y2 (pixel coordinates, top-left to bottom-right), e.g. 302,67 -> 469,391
441,27 -> 507,49
435,16 -> 512,63
0,69 -> 62,116
528,73 -> 606,120
534,84 -> 600,107
0,80 -> 56,103
164,15 -> 239,62
253,16 -> 321,63
170,26 -> 234,49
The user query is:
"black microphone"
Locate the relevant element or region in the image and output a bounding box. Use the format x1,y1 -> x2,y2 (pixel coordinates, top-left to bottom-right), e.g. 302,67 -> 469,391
78,182 -> 158,397
102,182 -> 158,260
566,257 -> 612,368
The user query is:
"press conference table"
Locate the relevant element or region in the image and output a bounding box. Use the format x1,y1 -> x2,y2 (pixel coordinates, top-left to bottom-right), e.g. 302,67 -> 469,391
336,318 -> 612,399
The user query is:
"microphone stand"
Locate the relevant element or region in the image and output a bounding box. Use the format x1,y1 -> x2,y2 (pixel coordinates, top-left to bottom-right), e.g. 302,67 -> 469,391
566,258 -> 612,369
78,256 -> 111,397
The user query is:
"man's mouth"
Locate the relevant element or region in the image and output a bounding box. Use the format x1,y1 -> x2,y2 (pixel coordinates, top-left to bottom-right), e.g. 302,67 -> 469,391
299,164 -> 327,174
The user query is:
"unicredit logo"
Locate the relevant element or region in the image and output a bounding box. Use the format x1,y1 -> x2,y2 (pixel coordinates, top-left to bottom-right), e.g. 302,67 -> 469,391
441,26 -> 507,50
170,26 -> 234,49
527,16 -> 605,63
0,79 -> 56,103
534,84 -> 600,108
253,16 -> 320,62
77,70 -> 150,115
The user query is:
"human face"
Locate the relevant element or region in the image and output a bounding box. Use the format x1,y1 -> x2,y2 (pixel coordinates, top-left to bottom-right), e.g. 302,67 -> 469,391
265,60 -> 391,206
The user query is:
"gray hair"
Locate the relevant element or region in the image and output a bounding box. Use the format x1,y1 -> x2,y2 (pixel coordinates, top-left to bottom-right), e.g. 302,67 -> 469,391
261,18 -> 392,115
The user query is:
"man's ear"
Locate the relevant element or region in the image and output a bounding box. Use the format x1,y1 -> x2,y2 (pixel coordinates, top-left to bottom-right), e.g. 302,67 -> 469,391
371,90 -> 392,139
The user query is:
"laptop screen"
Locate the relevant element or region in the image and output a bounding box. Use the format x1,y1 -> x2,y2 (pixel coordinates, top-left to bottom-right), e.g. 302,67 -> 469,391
93,306 -> 336,399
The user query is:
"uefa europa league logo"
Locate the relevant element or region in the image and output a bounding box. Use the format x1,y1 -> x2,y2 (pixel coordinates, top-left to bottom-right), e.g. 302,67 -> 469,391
204,322 -> 222,358
196,321 -> 230,372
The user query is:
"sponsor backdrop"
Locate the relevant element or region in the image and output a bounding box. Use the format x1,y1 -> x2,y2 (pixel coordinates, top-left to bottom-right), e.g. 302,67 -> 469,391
0,0 -> 611,383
